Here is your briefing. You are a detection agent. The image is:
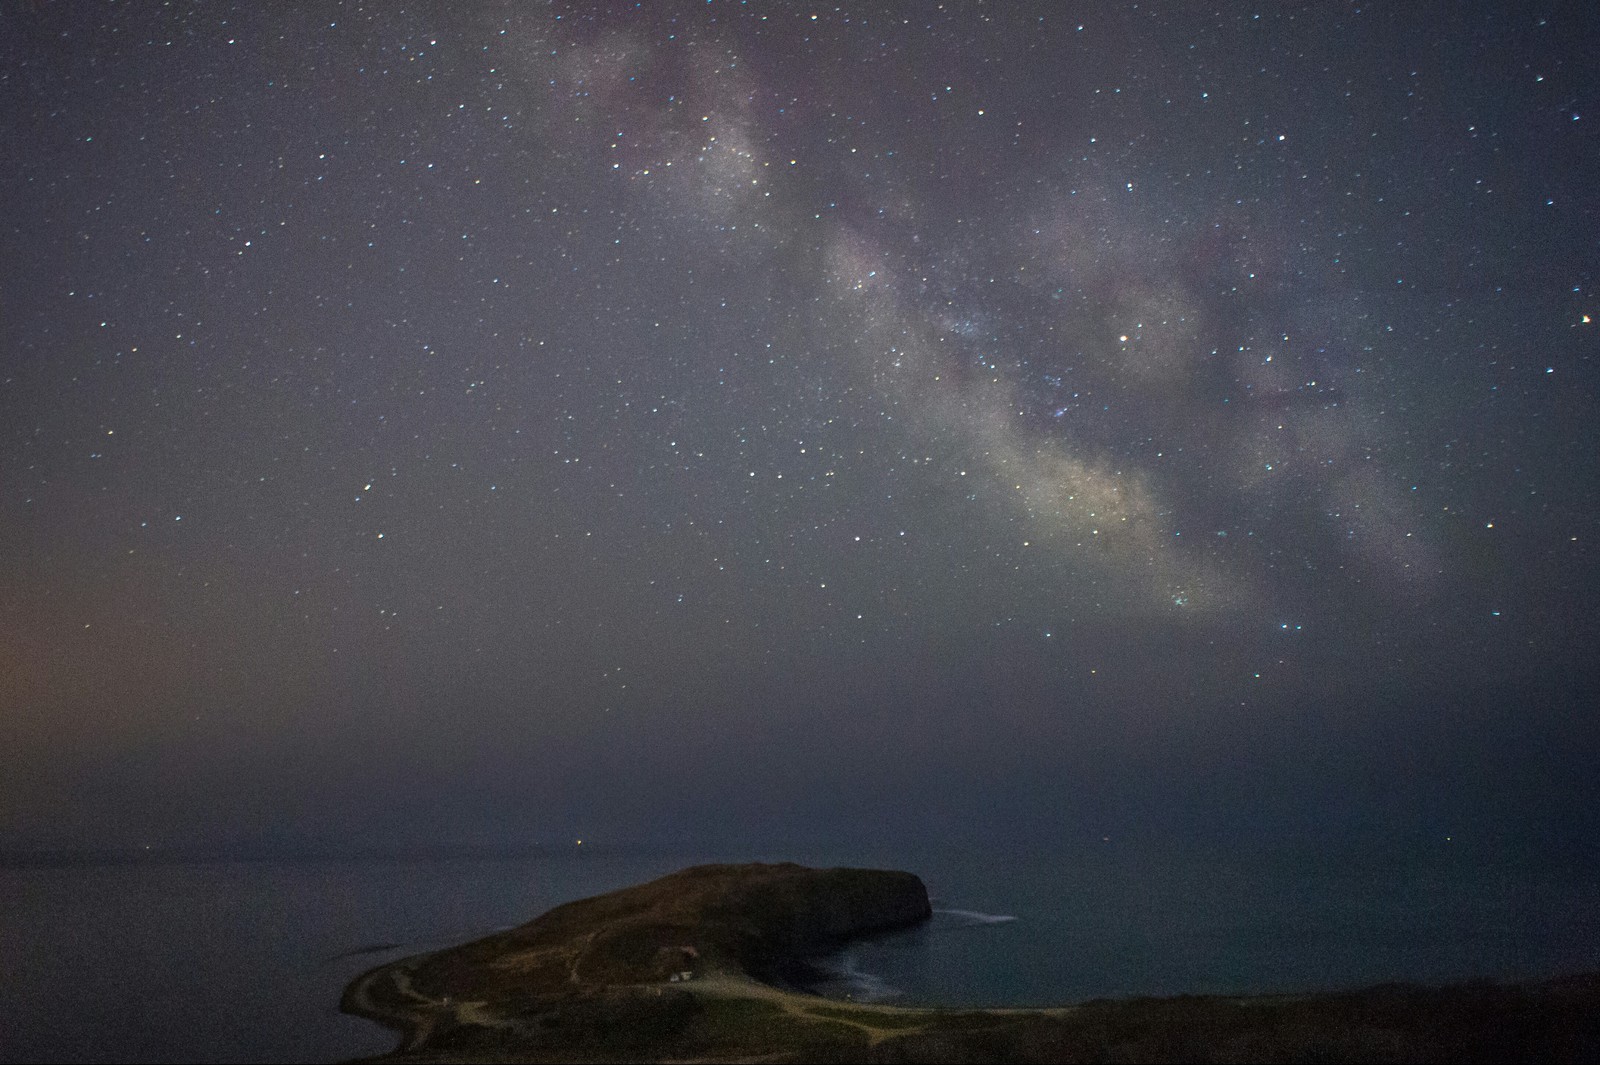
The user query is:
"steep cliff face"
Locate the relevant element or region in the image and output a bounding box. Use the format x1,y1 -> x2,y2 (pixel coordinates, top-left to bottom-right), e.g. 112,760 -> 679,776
701,864 -> 932,961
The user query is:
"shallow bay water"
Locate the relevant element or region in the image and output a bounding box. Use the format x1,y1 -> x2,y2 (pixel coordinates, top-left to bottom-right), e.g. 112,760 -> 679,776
1,844 -> 1595,1063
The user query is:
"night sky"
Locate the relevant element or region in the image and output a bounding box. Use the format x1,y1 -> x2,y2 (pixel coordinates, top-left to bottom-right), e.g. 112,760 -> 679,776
3,1 -> 1597,855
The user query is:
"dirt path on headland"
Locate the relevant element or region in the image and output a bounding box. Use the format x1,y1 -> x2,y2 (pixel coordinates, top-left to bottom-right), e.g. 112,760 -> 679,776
347,958 -> 1070,1055
687,972 -> 1076,1046
344,961 -> 435,1052
345,959 -> 519,1052
686,974 -> 927,1045
346,956 -> 1086,1058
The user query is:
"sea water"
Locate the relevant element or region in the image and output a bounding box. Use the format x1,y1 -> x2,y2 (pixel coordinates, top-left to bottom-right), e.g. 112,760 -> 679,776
806,845 -> 1600,1007
2,844 -> 1596,1063
0,851 -> 698,1064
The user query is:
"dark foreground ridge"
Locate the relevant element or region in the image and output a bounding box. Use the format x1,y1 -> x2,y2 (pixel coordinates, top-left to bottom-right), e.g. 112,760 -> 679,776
342,862 -> 1600,1063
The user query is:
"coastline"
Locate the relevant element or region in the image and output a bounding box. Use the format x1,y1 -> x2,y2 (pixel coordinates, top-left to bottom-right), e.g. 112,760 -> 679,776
341,960 -> 433,1055
344,950 -> 1600,1064
337,862 -> 1600,1063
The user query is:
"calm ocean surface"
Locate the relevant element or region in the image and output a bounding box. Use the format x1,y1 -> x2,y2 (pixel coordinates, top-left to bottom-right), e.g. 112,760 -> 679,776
2,844 -> 1596,1063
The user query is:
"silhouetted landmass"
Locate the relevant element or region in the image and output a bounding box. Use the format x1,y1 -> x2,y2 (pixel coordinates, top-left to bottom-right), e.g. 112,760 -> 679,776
341,862 -> 1600,1063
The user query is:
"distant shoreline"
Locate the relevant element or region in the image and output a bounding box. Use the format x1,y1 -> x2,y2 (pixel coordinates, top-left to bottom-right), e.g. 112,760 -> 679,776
0,843 -> 577,869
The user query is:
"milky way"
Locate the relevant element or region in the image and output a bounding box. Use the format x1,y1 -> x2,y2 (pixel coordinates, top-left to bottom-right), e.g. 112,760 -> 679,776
1,3 -> 1595,848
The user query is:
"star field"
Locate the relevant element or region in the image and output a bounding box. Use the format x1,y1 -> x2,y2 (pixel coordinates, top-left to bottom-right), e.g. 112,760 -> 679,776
2,2 -> 1596,849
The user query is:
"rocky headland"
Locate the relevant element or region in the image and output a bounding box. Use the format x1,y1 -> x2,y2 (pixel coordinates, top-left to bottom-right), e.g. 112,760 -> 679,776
342,861 -> 1600,1063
